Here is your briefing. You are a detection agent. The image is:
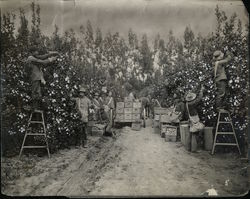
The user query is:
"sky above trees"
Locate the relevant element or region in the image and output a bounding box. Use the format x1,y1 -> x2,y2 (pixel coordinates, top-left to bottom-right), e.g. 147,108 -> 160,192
1,0 -> 248,45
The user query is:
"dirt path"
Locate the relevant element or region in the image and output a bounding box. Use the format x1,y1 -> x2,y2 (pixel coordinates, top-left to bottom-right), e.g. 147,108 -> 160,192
2,130 -> 123,196
1,124 -> 249,197
90,125 -> 249,196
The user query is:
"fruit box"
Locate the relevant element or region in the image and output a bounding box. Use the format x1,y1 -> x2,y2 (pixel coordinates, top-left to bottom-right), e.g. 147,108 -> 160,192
165,135 -> 176,142
124,108 -> 133,114
131,122 -> 141,131
125,101 -> 133,108
117,102 -> 124,108
154,107 -> 168,114
116,107 -> 124,114
133,102 -> 142,108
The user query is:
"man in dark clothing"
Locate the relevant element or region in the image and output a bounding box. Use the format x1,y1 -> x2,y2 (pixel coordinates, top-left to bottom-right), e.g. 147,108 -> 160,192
172,93 -> 186,141
213,50 -> 232,111
185,86 -> 205,152
26,47 -> 58,110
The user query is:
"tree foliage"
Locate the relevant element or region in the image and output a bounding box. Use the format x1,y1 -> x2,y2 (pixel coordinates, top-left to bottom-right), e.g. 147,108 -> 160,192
1,3 -> 248,155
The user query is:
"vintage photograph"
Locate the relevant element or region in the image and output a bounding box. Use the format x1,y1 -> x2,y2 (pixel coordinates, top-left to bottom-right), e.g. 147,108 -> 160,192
1,0 -> 249,197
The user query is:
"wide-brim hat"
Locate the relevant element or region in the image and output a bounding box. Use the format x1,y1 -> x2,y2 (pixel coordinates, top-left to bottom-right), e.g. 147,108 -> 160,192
102,86 -> 107,93
185,92 -> 197,102
79,87 -> 87,93
213,50 -> 224,61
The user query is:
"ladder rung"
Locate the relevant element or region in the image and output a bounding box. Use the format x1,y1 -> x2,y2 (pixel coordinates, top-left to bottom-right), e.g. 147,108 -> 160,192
33,110 -> 43,113
216,132 -> 235,135
215,143 -> 237,146
23,146 -> 47,148
218,109 -> 230,113
26,133 -> 47,136
29,121 -> 44,124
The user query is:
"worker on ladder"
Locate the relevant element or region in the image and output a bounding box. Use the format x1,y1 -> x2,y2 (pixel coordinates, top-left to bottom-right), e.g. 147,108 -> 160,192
19,47 -> 58,158
213,48 -> 232,111
26,46 -> 59,111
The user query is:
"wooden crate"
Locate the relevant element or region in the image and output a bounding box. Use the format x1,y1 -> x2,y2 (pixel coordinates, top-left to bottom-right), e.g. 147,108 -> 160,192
133,102 -> 142,108
132,107 -> 141,114
132,113 -> 141,120
153,120 -> 160,128
154,114 -> 160,121
124,108 -> 133,114
165,135 -> 176,142
131,122 -> 141,131
124,113 -> 132,120
161,125 -> 177,136
125,101 -> 133,108
116,107 -> 124,114
123,119 -> 133,122
154,107 -> 168,115
154,126 -> 160,134
160,114 -> 171,123
124,97 -> 133,102
117,102 -> 124,108
116,113 -> 124,121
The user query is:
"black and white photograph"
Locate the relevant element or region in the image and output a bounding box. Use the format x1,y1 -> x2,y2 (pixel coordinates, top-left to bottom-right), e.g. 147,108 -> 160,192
1,0 -> 249,197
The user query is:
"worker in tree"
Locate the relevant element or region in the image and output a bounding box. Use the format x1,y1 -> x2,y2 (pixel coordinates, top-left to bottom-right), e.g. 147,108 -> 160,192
213,49 -> 232,111
26,46 -> 59,111
73,87 -> 91,148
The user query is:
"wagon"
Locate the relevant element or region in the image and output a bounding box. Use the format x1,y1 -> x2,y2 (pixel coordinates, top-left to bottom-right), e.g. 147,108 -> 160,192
114,100 -> 143,128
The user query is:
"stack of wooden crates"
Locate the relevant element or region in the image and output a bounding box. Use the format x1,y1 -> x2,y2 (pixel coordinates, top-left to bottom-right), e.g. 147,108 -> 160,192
115,98 -> 142,130
153,107 -> 177,142
153,107 -> 167,134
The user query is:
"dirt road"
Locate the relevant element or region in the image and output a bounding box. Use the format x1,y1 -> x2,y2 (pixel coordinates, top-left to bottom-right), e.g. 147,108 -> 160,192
90,126 -> 249,196
1,124 -> 249,197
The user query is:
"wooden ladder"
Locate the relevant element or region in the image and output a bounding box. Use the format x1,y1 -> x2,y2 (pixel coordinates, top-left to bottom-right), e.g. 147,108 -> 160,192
211,109 -> 241,155
19,110 -> 50,158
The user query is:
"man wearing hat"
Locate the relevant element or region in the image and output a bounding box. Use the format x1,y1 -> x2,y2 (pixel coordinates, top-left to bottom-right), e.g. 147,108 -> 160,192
185,85 -> 205,152
103,90 -> 115,135
93,92 -> 102,121
213,49 -> 232,110
74,86 -> 91,147
26,46 -> 59,110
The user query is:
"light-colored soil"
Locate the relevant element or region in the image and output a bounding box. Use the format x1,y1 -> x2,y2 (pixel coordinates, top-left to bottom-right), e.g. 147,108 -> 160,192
1,122 -> 249,197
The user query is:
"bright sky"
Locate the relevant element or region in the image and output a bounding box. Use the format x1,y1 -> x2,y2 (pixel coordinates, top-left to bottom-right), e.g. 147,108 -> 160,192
1,0 -> 248,44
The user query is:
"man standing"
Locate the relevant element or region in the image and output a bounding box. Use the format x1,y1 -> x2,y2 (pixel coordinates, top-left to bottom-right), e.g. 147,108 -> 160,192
93,92 -> 102,121
26,46 -> 58,110
74,87 -> 91,148
213,49 -> 232,110
185,85 -> 205,152
104,91 -> 115,135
